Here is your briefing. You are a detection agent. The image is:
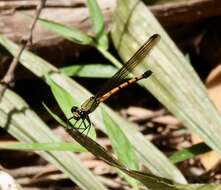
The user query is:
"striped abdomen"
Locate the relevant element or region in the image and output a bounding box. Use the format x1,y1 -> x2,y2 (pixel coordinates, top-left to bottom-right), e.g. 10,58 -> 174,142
97,70 -> 152,103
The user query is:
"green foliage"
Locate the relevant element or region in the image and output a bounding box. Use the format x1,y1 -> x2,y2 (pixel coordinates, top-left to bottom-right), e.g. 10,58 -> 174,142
112,0 -> 221,161
102,110 -> 140,189
44,75 -> 96,139
1,0 -> 221,189
0,84 -> 106,190
38,18 -> 94,45
170,143 -> 211,164
86,0 -> 108,49
0,142 -> 86,152
60,64 -> 117,78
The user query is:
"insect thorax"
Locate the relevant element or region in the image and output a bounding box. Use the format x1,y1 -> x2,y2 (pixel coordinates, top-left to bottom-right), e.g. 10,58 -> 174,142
81,96 -> 99,114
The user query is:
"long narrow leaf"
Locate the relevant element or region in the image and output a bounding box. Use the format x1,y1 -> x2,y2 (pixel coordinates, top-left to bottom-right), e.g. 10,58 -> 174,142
102,110 -> 139,189
60,64 -> 117,78
66,127 -> 178,190
86,0 -> 108,49
67,127 -> 221,190
111,0 -> 221,167
0,142 -> 86,152
38,18 -> 94,45
170,143 -> 211,164
0,33 -> 186,183
0,85 -> 107,190
44,75 -> 96,139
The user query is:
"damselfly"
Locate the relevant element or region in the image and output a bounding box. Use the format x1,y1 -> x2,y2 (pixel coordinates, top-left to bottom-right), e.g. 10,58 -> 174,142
68,34 -> 160,133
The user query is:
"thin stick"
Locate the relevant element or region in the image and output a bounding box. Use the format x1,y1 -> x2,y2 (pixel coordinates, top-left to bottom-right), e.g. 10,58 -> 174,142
1,0 -> 47,86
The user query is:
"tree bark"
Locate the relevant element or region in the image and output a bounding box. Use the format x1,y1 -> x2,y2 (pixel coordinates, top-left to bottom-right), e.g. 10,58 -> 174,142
1,0 -> 221,43
0,0 -> 220,65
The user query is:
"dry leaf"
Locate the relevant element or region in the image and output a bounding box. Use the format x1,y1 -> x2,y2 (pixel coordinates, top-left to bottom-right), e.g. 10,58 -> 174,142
206,64 -> 221,113
191,133 -> 221,171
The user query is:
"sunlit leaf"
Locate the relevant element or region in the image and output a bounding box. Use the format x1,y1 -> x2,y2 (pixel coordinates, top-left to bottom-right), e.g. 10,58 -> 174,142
0,142 -> 86,152
38,18 -> 94,45
170,143 -> 211,164
60,64 -> 117,78
102,110 -> 139,189
86,0 -> 108,49
44,75 -> 96,139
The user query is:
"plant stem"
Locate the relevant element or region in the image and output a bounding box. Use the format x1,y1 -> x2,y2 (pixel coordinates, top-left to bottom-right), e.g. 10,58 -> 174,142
97,46 -> 122,68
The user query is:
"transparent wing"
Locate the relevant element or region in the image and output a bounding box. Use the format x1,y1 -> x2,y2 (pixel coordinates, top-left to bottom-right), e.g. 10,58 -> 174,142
95,34 -> 160,98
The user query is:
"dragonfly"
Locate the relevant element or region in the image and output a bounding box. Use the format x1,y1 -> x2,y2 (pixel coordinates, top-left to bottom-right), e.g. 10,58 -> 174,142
67,34 -> 161,133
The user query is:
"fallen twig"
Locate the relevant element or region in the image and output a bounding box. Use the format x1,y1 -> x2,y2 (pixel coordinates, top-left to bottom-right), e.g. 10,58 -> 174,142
1,0 -> 47,86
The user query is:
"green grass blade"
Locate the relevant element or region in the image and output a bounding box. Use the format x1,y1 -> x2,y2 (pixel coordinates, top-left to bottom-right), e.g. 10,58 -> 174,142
60,64 -> 117,78
67,128 -> 221,190
0,142 -> 86,152
0,31 -> 186,184
44,74 -> 96,139
44,74 -> 77,117
101,106 -> 186,183
43,102 -> 96,140
170,143 -> 211,164
111,0 -> 221,169
86,0 -> 108,49
66,127 -> 179,190
102,110 -> 139,189
38,18 -> 94,45
52,66 -> 138,188
0,85 -> 107,190
42,102 -> 66,126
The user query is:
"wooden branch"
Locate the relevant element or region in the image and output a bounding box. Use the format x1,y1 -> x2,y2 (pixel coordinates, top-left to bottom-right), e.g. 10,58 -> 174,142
0,0 -> 220,44
0,0 -> 84,9
151,0 -> 221,27
0,0 -> 220,69
0,0 -> 115,76
0,0 -> 114,46
1,0 -> 46,85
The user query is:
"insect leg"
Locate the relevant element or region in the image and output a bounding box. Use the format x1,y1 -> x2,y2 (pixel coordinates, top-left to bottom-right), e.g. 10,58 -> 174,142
76,119 -> 85,130
85,116 -> 91,136
66,116 -> 73,129
80,119 -> 88,134
67,116 -> 79,130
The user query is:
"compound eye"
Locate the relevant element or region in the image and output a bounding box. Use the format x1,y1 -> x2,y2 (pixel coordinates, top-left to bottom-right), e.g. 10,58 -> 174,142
71,106 -> 78,113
